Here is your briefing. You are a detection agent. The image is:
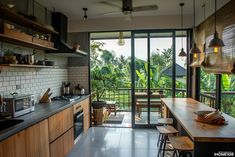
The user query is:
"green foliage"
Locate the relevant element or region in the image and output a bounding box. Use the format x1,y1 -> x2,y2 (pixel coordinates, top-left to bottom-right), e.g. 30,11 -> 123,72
91,41 -> 131,101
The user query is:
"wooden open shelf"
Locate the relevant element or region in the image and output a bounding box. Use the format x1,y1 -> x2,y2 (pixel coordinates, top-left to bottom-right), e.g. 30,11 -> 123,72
0,5 -> 59,34
0,64 -> 59,68
0,33 -> 57,51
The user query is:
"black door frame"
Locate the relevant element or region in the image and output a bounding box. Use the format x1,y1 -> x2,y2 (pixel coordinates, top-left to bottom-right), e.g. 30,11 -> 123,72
131,29 -> 187,128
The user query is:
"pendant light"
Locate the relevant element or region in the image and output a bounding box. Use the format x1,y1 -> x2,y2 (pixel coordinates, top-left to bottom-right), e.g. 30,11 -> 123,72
83,8 -> 88,20
117,32 -> 125,46
179,2 -> 187,57
208,0 -> 225,53
190,0 -> 201,59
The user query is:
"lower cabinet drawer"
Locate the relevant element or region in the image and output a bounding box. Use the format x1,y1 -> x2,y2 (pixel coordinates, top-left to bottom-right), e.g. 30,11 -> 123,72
50,128 -> 74,157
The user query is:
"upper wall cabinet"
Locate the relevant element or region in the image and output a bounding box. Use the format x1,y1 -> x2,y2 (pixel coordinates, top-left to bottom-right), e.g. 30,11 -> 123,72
0,2 -> 58,51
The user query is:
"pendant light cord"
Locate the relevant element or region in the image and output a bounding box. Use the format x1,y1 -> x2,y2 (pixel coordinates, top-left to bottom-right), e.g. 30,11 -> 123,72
180,3 -> 184,48
193,0 -> 196,42
214,0 -> 217,32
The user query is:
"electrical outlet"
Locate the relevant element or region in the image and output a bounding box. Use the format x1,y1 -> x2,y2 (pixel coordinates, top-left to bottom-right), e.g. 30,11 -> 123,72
16,85 -> 21,90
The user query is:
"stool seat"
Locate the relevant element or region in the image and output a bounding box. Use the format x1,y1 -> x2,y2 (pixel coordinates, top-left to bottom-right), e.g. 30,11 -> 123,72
158,118 -> 173,125
157,126 -> 179,135
168,136 -> 194,151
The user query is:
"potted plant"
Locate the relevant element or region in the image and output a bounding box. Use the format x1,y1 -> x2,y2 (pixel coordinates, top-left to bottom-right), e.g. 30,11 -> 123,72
91,65 -> 111,109
4,49 -> 17,64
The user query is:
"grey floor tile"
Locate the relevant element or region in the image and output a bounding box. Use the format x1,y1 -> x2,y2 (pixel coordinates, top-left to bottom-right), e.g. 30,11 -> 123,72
67,127 -> 161,157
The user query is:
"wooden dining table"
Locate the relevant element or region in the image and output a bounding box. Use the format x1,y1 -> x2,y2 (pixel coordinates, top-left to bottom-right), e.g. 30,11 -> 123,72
161,98 -> 235,157
135,92 -> 164,117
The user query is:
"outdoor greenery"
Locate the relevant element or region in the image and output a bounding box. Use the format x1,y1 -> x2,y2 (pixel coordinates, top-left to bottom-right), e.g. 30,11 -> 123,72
91,40 -> 235,117
91,41 -> 186,108
200,69 -> 235,117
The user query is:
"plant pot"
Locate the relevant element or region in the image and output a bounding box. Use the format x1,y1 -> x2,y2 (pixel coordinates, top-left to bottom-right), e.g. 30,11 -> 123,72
92,101 -> 106,125
4,56 -> 18,64
92,101 -> 106,109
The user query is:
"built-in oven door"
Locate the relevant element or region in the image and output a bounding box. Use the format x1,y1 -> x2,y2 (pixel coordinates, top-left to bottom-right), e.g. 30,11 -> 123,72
74,108 -> 84,143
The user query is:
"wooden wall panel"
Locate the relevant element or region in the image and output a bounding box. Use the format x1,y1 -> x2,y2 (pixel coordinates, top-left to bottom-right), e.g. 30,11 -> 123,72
196,0 -> 235,46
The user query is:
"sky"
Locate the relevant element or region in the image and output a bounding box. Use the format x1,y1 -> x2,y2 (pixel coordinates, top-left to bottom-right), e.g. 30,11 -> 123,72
92,37 -> 187,68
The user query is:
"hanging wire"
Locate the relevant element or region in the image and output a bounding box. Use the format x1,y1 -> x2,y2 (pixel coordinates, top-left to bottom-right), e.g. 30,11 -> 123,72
180,3 -> 184,49
214,0 -> 217,32
193,0 -> 196,42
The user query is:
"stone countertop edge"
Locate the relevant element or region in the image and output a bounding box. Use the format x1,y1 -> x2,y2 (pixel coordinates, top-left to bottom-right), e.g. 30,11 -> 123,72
0,95 -> 90,142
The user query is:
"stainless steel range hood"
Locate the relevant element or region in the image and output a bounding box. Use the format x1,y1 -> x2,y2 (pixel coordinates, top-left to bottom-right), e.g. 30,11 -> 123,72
46,12 -> 87,57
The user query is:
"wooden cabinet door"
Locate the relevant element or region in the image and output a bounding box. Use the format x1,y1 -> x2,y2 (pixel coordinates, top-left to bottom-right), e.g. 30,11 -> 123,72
0,130 -> 26,157
49,106 -> 73,142
81,98 -> 90,132
50,128 -> 74,157
81,98 -> 90,116
0,119 -> 49,157
50,134 -> 64,157
84,114 -> 90,132
25,119 -> 50,157
63,128 -> 74,156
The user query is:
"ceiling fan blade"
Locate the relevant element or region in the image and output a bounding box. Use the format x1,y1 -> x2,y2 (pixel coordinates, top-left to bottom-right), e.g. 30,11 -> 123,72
133,5 -> 158,12
102,11 -> 123,16
99,1 -> 122,9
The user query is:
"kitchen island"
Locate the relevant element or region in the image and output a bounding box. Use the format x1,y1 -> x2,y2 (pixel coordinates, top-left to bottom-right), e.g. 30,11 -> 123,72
161,98 -> 235,157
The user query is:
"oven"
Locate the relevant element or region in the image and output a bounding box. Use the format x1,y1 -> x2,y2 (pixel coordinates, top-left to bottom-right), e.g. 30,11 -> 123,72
74,106 -> 84,143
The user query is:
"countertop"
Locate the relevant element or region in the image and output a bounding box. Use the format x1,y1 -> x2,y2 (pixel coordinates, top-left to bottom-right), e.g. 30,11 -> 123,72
0,95 -> 90,142
161,98 -> 235,143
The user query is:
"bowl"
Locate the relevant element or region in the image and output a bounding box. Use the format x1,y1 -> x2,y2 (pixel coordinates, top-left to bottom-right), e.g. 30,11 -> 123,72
45,60 -> 55,66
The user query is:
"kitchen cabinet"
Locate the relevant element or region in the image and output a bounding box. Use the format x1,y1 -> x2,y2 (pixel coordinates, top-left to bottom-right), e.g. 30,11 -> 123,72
82,98 -> 90,132
74,97 -> 90,132
84,114 -> 90,132
0,5 -> 58,51
0,119 -> 49,157
48,106 -> 73,142
25,119 -> 50,157
50,128 -> 74,157
0,130 -> 26,157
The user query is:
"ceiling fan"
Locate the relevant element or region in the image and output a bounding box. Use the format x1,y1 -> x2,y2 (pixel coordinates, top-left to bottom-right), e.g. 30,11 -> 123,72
100,0 -> 158,16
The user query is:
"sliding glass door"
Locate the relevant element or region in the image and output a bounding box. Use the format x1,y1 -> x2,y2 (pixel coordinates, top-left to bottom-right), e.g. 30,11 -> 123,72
131,30 -> 187,127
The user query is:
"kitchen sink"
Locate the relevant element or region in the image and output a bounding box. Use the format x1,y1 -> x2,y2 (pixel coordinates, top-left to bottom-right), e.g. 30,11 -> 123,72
0,119 -> 24,131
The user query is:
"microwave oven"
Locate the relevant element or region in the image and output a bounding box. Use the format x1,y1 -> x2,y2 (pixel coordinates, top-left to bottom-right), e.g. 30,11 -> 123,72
2,94 -> 35,117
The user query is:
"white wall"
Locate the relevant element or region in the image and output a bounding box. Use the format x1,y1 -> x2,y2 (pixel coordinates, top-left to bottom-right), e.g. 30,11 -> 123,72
68,0 -> 231,33
68,14 -> 193,32
195,0 -> 231,26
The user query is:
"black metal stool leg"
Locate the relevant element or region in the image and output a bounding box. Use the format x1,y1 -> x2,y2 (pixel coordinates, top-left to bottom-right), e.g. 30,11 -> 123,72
173,150 -> 177,157
162,136 -> 167,157
157,133 -> 161,146
187,152 -> 193,157
157,135 -> 164,157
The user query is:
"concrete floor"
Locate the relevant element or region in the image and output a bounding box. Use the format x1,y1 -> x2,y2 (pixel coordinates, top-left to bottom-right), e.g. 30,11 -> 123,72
68,127 -> 173,157
98,111 -> 161,127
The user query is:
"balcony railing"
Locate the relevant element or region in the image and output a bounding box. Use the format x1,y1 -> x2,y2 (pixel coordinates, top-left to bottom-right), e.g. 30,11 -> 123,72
100,88 -> 187,111
200,91 -> 235,117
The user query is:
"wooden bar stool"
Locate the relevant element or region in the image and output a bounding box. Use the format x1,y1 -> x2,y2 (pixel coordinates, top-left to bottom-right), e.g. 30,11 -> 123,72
157,126 -> 179,157
158,118 -> 173,125
168,136 -> 194,157
157,118 -> 173,146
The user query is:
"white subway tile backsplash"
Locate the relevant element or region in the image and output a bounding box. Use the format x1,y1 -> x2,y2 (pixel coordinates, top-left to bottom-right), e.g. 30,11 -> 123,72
0,67 -> 68,101
68,66 -> 89,94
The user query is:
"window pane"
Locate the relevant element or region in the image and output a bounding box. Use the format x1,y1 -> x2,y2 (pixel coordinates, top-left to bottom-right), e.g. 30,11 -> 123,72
200,69 -> 216,108
175,31 -> 187,97
221,74 -> 235,117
